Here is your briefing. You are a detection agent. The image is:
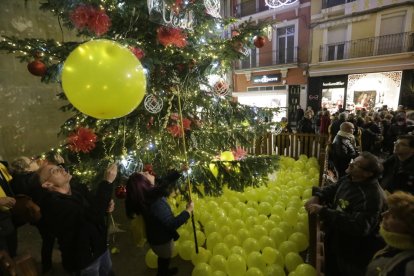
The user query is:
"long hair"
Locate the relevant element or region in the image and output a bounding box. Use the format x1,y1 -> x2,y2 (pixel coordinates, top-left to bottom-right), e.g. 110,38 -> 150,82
125,173 -> 160,219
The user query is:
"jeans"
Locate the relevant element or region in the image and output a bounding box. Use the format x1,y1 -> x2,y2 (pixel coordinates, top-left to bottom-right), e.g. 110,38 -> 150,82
78,249 -> 113,276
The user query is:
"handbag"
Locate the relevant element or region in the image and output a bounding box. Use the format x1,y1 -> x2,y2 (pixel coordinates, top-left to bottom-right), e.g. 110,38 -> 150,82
130,215 -> 147,247
10,195 -> 41,226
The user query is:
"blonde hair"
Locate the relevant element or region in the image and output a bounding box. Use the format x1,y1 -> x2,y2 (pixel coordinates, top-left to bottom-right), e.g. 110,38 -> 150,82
387,191 -> 414,235
10,156 -> 31,174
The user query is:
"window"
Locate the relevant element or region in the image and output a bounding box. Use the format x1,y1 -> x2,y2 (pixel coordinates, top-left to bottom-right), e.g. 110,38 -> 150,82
378,12 -> 406,55
326,26 -> 347,60
277,26 -> 295,64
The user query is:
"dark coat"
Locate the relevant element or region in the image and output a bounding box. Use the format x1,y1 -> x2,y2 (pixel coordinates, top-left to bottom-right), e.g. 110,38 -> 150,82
330,134 -> 359,178
39,181 -> 113,272
366,247 -> 414,276
144,197 -> 190,245
143,170 -> 190,245
313,176 -> 385,275
297,117 -> 314,133
381,155 -> 414,195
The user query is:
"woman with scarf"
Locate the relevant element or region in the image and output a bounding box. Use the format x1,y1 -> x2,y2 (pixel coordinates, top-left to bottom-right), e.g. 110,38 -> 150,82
330,122 -> 359,178
366,191 -> 414,275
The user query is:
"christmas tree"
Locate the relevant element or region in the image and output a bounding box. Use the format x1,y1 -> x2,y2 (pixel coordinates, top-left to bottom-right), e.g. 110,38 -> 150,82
0,0 -> 280,195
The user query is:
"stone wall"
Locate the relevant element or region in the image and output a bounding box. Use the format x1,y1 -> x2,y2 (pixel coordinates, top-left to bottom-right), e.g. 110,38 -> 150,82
0,0 -> 78,161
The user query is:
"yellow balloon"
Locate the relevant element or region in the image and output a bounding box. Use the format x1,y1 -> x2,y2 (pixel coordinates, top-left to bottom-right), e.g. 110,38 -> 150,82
209,163 -> 219,178
220,151 -> 235,161
145,249 -> 158,269
62,39 -> 146,119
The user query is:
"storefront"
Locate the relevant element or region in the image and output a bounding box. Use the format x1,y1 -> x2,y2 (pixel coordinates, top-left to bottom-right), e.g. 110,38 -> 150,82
308,70 -> 412,113
233,72 -> 289,121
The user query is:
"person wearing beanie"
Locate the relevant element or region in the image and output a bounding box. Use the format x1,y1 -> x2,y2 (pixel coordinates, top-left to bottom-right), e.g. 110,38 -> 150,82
366,191 -> 414,276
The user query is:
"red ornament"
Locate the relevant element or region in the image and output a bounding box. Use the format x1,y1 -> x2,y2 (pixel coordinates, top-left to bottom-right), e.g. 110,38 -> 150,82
157,26 -> 188,48
67,127 -> 98,153
115,185 -> 127,199
129,47 -> 145,60
27,60 -> 47,77
253,36 -> 266,48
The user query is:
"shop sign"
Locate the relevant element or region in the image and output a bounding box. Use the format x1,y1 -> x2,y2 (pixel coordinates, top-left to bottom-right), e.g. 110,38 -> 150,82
322,81 -> 345,87
253,74 -> 281,84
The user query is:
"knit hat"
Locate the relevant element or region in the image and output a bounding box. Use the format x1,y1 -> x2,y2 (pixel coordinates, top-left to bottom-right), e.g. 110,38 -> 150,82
387,191 -> 414,236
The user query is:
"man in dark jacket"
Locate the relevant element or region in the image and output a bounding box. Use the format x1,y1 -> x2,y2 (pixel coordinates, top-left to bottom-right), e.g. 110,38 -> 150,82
330,122 -> 359,178
36,163 -> 117,275
305,152 -> 385,276
381,135 -> 414,195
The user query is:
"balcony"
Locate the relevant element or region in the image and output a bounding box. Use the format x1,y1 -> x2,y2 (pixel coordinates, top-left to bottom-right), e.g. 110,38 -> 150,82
234,47 -> 298,70
233,0 -> 270,18
319,32 -> 414,62
322,0 -> 356,9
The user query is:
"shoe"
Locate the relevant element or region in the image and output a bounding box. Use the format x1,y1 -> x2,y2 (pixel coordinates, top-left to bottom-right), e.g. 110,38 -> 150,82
169,267 -> 178,275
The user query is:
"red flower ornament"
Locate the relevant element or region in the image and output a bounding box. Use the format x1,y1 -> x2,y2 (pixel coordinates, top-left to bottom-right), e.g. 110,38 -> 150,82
157,26 -> 188,48
88,9 -> 112,36
69,5 -> 111,36
67,127 -> 98,153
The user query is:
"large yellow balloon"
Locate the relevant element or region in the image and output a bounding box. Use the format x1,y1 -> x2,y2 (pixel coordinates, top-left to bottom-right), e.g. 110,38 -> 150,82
62,39 -> 146,119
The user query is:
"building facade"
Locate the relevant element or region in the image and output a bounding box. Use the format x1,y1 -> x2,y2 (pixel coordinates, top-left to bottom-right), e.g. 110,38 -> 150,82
308,0 -> 414,114
228,0 -> 311,123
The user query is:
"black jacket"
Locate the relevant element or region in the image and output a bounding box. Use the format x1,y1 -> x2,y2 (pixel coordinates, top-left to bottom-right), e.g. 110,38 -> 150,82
330,134 -> 359,178
40,181 -> 113,272
313,176 -> 384,267
144,197 -> 190,245
143,170 -> 190,245
381,155 -> 414,194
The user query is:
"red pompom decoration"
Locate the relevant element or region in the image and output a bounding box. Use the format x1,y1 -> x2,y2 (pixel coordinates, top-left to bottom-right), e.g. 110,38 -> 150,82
27,60 -> 47,77
129,47 -> 145,60
157,26 -> 188,48
253,36 -> 266,48
232,146 -> 247,160
115,185 -> 127,199
67,127 -> 98,153
70,4 -> 111,36
88,9 -> 111,36
70,5 -> 94,29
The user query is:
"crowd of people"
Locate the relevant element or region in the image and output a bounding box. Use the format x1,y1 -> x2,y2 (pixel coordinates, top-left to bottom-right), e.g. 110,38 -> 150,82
0,104 -> 413,276
0,155 -> 193,276
300,104 -> 414,276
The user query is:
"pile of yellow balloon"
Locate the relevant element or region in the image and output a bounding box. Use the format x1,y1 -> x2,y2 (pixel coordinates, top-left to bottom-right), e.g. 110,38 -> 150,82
62,39 -> 147,119
145,155 -> 319,276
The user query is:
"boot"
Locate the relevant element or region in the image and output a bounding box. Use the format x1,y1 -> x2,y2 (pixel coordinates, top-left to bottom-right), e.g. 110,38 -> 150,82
157,257 -> 170,276
156,258 -> 178,276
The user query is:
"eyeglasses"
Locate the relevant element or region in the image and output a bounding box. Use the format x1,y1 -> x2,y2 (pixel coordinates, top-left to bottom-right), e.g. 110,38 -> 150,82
43,165 -> 65,183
